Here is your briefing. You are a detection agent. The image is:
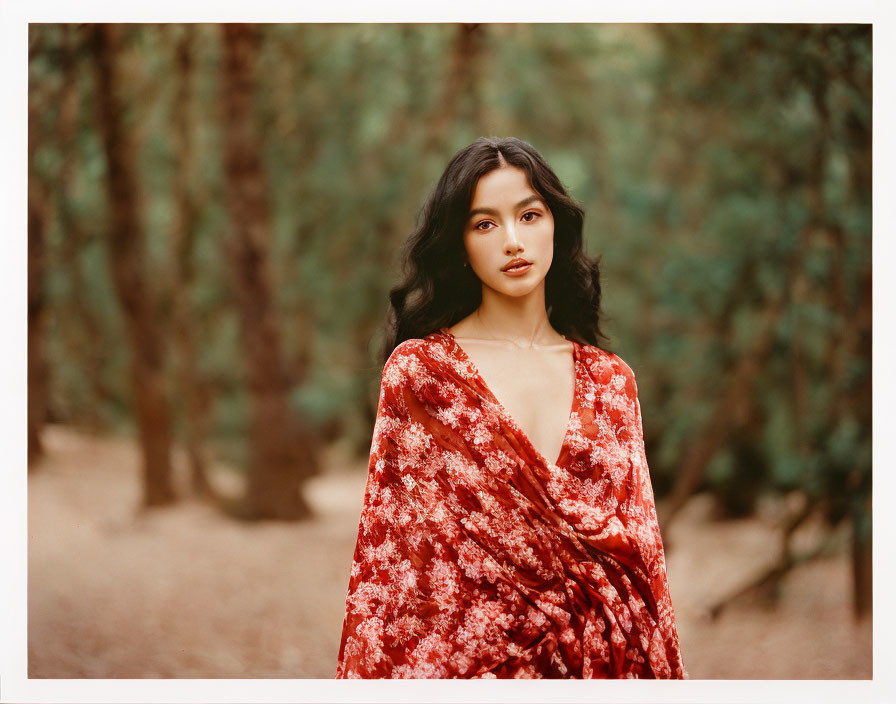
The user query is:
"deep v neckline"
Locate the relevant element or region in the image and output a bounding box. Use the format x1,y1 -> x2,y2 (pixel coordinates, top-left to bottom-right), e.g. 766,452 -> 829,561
437,327 -> 579,468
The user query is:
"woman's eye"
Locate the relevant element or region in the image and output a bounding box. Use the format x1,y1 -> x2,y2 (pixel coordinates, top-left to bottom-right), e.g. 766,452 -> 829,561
475,221 -> 494,231
522,211 -> 540,222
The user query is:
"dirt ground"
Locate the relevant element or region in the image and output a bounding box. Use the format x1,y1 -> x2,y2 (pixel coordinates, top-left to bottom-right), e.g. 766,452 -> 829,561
27,425 -> 871,679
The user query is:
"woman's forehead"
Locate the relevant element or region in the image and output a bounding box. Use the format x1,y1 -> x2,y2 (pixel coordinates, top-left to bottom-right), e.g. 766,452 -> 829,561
470,166 -> 541,207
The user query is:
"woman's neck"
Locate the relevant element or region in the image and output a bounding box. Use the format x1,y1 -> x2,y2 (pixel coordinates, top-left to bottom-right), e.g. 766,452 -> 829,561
465,284 -> 563,347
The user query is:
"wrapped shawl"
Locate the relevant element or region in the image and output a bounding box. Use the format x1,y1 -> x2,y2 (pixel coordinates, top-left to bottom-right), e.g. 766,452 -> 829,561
335,328 -> 686,679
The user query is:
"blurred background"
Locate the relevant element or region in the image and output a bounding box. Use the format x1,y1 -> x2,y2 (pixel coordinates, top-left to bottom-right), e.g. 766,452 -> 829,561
27,23 -> 871,678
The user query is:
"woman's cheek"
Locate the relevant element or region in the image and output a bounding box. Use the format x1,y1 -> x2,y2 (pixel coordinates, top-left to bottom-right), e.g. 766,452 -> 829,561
465,240 -> 490,275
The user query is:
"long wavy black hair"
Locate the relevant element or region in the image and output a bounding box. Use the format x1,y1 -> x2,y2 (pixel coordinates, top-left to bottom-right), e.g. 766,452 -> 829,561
381,136 -> 611,363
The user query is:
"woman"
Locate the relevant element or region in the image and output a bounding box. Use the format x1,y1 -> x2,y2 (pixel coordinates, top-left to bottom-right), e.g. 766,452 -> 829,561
334,137 -> 686,679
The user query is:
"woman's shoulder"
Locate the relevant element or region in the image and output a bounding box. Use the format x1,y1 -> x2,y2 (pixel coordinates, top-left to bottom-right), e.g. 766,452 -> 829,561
376,334 -> 460,407
383,333 -> 445,368
380,333 -> 452,384
577,342 -> 639,396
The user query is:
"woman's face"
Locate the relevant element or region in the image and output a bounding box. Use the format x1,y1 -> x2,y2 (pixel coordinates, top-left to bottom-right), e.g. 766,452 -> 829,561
462,165 -> 555,301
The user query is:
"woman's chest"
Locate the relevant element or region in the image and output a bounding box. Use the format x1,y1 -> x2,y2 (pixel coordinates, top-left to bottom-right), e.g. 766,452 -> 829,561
457,343 -> 576,464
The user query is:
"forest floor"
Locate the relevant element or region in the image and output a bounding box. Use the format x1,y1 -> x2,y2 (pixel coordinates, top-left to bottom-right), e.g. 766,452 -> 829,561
27,425 -> 871,679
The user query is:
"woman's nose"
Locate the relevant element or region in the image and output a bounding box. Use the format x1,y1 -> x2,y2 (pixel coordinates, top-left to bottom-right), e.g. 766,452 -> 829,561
503,223 -> 523,255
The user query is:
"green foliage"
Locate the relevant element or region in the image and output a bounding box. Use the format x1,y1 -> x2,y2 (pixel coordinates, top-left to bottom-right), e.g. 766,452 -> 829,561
31,24 -> 870,529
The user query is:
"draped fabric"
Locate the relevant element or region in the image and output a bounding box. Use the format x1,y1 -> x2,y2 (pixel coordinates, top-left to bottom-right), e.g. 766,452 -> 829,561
334,328 -> 686,679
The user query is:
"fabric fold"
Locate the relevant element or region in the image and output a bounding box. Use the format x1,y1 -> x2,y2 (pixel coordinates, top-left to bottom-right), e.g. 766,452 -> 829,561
335,330 -> 686,679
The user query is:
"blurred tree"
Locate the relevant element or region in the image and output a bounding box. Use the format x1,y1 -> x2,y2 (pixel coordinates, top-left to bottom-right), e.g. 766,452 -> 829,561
645,24 -> 871,618
90,23 -> 176,506
27,184 -> 49,467
423,23 -> 484,157
219,23 -> 317,520
55,25 -> 113,431
27,40 -> 50,465
168,24 -> 215,498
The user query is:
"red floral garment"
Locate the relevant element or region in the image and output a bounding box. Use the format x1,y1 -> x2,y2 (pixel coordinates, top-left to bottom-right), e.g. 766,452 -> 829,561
334,328 -> 686,679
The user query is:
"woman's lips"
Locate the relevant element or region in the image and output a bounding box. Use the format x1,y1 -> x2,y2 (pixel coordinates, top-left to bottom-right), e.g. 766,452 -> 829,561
502,262 -> 532,277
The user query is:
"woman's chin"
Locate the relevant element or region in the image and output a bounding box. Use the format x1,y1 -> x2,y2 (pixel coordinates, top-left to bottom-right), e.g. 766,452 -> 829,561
481,279 -> 545,300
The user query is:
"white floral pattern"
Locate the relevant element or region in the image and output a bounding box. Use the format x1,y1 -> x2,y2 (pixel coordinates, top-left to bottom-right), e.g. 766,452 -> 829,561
334,329 -> 686,679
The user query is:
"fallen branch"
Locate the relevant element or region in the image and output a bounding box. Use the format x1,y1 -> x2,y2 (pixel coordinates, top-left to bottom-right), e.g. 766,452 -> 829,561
707,503 -> 842,620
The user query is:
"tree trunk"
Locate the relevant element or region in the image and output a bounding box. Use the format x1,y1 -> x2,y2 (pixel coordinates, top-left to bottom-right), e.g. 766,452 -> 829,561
851,493 -> 872,618
848,266 -> 872,619
219,23 -> 315,520
27,185 -> 50,467
423,23 -> 483,162
27,30 -> 53,466
169,24 -> 214,498
90,23 -> 175,507
57,24 -> 110,431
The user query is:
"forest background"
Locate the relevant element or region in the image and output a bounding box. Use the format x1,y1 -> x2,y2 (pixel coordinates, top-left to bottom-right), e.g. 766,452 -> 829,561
26,23 -> 872,679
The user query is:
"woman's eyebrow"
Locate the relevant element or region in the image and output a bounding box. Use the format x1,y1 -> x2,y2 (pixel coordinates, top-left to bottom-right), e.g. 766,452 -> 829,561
467,195 -> 544,220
